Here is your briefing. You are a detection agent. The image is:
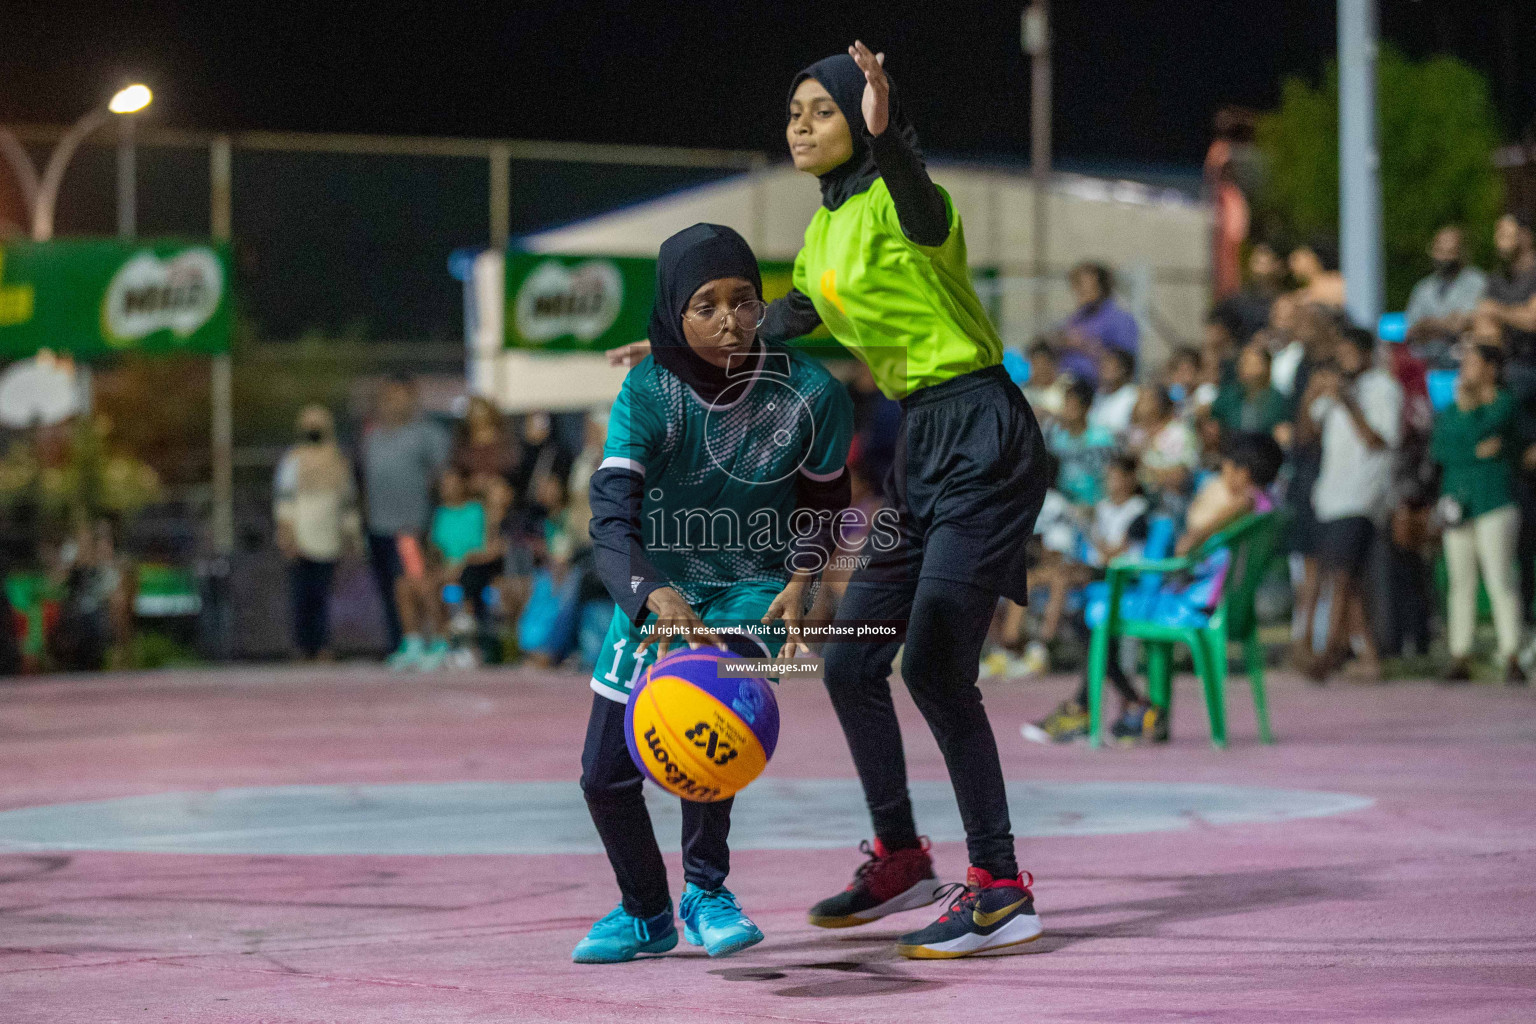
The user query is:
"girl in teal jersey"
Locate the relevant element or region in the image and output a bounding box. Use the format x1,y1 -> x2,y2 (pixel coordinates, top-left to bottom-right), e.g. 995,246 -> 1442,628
577,223 -> 854,965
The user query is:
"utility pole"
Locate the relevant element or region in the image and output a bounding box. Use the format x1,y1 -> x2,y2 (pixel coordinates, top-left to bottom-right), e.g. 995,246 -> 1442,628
117,115 -> 136,239
1339,0 -> 1383,329
1023,2 -> 1052,336
209,136 -> 235,660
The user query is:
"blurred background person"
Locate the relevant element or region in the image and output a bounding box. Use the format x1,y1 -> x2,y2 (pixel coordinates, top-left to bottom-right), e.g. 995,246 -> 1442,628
361,375 -> 451,659
1216,242 -> 1287,343
390,465 -> 487,671
1048,380 -> 1115,507
1404,225 -> 1486,361
1128,386 -> 1199,522
1088,349 -> 1139,439
50,520 -> 133,672
1056,262 -> 1139,385
1206,338 -> 1292,448
454,396 -> 517,500
1021,337 -> 1070,422
274,405 -> 360,662
1431,343 -> 1524,684
1288,242 -> 1345,310
1303,328 -> 1403,682
1160,346 -> 1204,417
1479,213 -> 1536,358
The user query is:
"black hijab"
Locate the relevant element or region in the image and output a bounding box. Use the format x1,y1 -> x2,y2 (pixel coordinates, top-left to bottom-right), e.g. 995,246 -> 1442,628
648,223 -> 765,405
789,53 -> 923,211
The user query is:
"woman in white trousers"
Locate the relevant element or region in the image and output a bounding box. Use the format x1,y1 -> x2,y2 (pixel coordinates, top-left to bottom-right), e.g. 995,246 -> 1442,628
1430,343 -> 1525,683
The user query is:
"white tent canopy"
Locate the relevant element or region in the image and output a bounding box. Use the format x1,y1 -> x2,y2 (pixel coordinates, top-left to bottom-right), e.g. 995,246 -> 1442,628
472,161 -> 1210,412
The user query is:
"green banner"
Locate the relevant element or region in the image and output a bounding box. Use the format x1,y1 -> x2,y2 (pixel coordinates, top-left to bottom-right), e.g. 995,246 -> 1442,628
503,251 -> 1000,354
0,239 -> 232,360
504,251 -> 809,353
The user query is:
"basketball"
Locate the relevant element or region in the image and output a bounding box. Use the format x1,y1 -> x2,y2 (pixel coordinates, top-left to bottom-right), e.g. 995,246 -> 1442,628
624,647 -> 780,802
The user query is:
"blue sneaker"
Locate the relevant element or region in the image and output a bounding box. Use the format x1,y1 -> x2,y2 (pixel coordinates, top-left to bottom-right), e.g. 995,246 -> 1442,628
571,904 -> 677,964
679,884 -> 764,957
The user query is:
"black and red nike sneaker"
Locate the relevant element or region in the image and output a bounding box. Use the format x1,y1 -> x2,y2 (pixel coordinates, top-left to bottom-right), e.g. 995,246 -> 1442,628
895,866 -> 1043,959
807,838 -> 942,928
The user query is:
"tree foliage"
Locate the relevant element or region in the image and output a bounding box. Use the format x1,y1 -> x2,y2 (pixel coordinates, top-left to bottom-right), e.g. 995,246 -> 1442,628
1255,47 -> 1504,309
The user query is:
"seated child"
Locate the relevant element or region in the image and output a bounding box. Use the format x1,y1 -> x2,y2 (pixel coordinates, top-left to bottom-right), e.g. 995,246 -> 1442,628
1128,386 -> 1199,524
1023,431 -> 1283,745
518,470 -> 587,667
389,466 -> 489,671
1022,337 -> 1072,423
995,455 -> 1149,677
1046,380 -> 1116,506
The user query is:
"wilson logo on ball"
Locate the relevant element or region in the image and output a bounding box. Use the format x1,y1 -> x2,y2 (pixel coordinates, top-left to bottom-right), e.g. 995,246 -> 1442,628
641,725 -> 724,802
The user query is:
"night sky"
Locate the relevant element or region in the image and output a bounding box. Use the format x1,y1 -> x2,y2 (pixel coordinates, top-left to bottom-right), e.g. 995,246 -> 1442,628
6,1 -> 1535,166
5,1 -> 1535,341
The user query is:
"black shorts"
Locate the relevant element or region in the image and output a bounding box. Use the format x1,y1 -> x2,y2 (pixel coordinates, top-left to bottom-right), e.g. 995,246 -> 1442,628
1316,516 -> 1374,574
859,364 -> 1049,605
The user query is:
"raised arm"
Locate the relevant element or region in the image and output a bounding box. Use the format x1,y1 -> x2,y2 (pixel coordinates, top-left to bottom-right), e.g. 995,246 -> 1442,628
869,131 -> 949,246
850,40 -> 949,246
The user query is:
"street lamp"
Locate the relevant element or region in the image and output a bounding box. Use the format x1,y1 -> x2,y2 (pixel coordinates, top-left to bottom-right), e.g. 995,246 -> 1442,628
108,85 -> 152,115
0,83 -> 154,241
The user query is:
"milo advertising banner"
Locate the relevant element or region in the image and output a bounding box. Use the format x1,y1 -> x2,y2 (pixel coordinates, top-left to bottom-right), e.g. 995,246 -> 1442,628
504,252 -> 806,353
503,252 -> 999,353
0,239 -> 232,360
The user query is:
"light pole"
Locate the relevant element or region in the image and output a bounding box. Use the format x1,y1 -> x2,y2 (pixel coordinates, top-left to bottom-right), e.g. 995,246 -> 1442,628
1338,0 -> 1383,328
1022,2 -> 1052,335
0,84 -> 153,242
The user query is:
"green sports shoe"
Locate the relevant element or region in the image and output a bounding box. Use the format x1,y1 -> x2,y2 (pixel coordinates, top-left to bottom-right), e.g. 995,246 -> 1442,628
572,904 -> 678,964
415,638 -> 450,672
386,635 -> 424,671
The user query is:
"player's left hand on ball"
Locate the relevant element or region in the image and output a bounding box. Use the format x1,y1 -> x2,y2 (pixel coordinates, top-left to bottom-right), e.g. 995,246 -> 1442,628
848,40 -> 889,137
764,578 -> 811,662
640,586 -> 723,658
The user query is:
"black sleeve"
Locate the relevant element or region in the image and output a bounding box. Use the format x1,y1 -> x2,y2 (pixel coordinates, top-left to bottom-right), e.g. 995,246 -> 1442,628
588,465 -> 667,626
790,469 -> 853,574
1126,513 -> 1149,544
869,130 -> 950,246
759,288 -> 823,344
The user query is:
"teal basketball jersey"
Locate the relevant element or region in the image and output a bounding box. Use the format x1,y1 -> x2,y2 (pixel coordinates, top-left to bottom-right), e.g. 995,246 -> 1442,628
600,343 -> 854,608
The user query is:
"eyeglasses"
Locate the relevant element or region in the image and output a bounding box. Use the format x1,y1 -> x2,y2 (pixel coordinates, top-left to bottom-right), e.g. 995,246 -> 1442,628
684,299 -> 767,337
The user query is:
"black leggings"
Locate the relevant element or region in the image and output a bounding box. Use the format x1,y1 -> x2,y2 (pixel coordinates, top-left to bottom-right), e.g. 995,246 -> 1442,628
579,693 -> 732,918
822,577 -> 1017,879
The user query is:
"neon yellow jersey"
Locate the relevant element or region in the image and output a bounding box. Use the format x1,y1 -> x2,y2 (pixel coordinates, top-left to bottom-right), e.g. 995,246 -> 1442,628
792,178 -> 1002,400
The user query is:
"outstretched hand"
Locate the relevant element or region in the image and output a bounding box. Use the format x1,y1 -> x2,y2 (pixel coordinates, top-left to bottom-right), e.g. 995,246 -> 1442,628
848,40 -> 889,137
606,340 -> 652,367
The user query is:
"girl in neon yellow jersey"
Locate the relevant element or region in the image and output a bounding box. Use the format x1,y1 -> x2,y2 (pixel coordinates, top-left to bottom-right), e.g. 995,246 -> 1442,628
777,44 -> 1047,961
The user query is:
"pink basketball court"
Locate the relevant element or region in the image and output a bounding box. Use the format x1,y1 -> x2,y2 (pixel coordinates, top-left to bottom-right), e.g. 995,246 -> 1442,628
2,664 -> 1533,1022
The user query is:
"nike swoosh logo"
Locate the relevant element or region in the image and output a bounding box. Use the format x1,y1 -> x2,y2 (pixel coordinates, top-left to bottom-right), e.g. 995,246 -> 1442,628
972,897 -> 1027,929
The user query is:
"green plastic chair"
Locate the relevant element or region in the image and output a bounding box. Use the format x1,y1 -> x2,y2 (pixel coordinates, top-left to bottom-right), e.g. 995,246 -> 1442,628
1085,510 -> 1286,748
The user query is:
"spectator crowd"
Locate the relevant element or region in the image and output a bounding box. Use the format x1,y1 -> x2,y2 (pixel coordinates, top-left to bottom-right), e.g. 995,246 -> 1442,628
265,214 -> 1536,739
275,376 -> 610,671
994,217 -> 1536,739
